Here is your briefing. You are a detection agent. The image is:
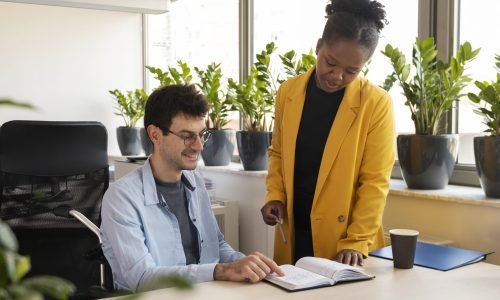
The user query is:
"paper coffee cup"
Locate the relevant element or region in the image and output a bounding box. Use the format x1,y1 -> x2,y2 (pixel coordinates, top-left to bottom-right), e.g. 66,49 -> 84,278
389,229 -> 419,269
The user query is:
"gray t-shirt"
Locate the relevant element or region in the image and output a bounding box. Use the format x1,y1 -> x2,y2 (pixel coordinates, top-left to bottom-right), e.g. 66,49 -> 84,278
155,178 -> 200,264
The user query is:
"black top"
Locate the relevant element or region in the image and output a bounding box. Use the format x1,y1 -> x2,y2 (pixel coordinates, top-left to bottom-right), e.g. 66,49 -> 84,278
155,178 -> 200,264
293,72 -> 345,260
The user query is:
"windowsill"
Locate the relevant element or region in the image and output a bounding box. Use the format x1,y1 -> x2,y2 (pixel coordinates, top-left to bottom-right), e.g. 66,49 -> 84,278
389,179 -> 500,208
199,163 -> 268,177
199,163 -> 500,208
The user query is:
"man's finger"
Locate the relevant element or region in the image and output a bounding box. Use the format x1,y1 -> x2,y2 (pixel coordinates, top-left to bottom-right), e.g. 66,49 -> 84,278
256,253 -> 284,276
241,265 -> 260,283
253,262 -> 270,280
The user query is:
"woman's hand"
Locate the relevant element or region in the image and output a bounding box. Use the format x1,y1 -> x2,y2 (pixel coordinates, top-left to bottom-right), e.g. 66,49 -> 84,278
260,200 -> 285,225
335,249 -> 364,266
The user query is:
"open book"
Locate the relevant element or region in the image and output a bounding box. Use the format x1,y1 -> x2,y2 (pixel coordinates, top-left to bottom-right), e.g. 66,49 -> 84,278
265,257 -> 375,291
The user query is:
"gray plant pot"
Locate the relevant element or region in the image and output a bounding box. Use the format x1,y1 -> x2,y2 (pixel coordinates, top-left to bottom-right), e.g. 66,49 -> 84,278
397,134 -> 459,189
201,130 -> 235,166
140,128 -> 153,156
474,136 -> 500,198
236,131 -> 271,171
116,126 -> 143,156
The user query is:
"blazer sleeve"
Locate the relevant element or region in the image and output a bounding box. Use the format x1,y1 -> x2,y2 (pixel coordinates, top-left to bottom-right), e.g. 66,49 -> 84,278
337,91 -> 395,256
265,85 -> 287,204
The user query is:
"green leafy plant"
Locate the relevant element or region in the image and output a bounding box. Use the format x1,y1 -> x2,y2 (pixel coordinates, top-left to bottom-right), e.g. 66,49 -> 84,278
0,98 -> 34,110
194,62 -> 234,130
109,89 -> 149,128
467,54 -> 500,136
382,37 -> 480,135
0,220 -> 75,300
146,60 -> 192,87
278,49 -> 316,83
228,42 -> 277,131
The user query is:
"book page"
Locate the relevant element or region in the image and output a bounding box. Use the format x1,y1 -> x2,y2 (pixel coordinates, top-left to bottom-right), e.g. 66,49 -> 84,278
295,257 -> 372,282
265,264 -> 333,290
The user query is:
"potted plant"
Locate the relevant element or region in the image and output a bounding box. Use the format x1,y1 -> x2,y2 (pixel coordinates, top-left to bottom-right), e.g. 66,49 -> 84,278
228,42 -> 277,170
382,37 -> 480,189
467,54 -> 500,197
194,62 -> 236,166
278,49 -> 316,83
146,60 -> 192,87
109,88 -> 150,156
0,220 -> 75,299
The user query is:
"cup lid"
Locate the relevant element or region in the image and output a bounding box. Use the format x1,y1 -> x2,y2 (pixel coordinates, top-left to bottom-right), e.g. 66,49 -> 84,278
389,229 -> 419,236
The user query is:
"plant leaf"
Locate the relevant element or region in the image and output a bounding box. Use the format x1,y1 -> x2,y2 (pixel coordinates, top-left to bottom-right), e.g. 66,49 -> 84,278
22,276 -> 76,300
7,284 -> 44,300
0,99 -> 35,109
0,222 -> 18,252
384,38 -> 480,135
14,255 -> 31,283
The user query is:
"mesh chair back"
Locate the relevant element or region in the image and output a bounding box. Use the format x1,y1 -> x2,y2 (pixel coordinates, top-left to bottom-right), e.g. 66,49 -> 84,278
0,120 -> 108,226
0,120 -> 109,299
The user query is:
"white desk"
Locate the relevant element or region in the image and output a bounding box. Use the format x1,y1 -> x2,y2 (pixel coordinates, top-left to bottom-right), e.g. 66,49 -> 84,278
117,257 -> 500,300
113,159 -> 239,250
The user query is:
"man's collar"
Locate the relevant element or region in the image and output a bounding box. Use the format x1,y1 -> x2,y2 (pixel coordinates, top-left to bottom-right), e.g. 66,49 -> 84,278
181,173 -> 195,191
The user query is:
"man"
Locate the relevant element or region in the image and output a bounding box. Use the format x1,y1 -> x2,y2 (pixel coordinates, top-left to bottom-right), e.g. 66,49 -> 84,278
101,84 -> 283,292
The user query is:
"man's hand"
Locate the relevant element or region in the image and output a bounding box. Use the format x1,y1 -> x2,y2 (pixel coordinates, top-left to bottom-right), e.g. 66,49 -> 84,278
261,200 -> 285,226
214,252 -> 284,283
335,249 -> 364,266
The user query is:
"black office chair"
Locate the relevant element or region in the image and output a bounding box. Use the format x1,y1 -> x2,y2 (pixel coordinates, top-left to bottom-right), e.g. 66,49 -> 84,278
52,204 -> 118,298
0,120 -> 110,299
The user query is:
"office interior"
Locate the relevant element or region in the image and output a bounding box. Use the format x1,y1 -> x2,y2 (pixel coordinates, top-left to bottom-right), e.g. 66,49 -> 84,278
1,0 -> 499,298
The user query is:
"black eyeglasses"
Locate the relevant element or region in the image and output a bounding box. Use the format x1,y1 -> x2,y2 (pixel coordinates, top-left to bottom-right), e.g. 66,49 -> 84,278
166,128 -> 212,146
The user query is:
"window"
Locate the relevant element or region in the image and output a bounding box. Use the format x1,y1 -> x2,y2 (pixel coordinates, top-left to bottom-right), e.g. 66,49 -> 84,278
365,0 -> 419,135
145,0 -> 496,185
252,0 -> 418,136
253,0 -> 327,61
457,0 -> 500,164
252,0 -> 327,131
253,0 -> 418,134
146,0 -> 240,130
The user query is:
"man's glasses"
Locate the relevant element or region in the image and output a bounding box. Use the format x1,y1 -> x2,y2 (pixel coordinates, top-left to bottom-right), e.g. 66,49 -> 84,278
166,128 -> 212,146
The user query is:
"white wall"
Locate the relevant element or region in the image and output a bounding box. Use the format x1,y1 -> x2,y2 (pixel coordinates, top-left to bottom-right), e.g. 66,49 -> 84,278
384,194 -> 500,265
198,167 -> 275,257
0,2 -> 143,155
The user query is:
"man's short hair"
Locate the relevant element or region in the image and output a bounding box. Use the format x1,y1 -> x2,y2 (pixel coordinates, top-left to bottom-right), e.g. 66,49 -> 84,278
144,84 -> 209,133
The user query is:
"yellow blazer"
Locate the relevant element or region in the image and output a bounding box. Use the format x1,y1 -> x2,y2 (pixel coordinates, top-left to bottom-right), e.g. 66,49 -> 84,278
265,68 -> 395,264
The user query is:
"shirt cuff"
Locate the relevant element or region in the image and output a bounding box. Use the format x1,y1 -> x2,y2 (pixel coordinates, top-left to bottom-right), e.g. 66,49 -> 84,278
196,263 -> 217,282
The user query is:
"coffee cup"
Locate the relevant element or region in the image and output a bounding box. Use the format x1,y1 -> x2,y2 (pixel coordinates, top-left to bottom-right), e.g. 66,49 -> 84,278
389,229 -> 419,269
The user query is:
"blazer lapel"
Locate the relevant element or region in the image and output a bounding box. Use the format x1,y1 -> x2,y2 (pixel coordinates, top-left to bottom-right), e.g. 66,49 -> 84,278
313,77 -> 361,203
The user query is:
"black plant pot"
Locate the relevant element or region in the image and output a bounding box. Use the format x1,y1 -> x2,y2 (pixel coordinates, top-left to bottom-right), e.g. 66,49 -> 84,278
201,130 -> 235,166
397,134 -> 459,189
474,136 -> 500,198
116,127 -> 143,156
236,131 -> 271,171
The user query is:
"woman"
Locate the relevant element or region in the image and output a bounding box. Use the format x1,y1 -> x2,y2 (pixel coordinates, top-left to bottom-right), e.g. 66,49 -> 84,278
261,0 -> 394,266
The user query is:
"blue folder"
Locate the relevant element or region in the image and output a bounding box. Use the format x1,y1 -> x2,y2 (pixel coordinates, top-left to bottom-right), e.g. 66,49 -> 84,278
369,241 -> 493,271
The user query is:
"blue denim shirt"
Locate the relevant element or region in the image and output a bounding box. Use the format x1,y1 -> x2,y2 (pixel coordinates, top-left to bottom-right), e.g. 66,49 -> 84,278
100,159 -> 244,292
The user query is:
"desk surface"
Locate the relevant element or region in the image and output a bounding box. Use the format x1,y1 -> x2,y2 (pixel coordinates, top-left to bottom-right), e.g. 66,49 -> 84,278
126,257 -> 500,300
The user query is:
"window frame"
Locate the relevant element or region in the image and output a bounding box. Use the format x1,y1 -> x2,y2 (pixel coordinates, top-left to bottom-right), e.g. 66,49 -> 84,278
143,0 -> 481,186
